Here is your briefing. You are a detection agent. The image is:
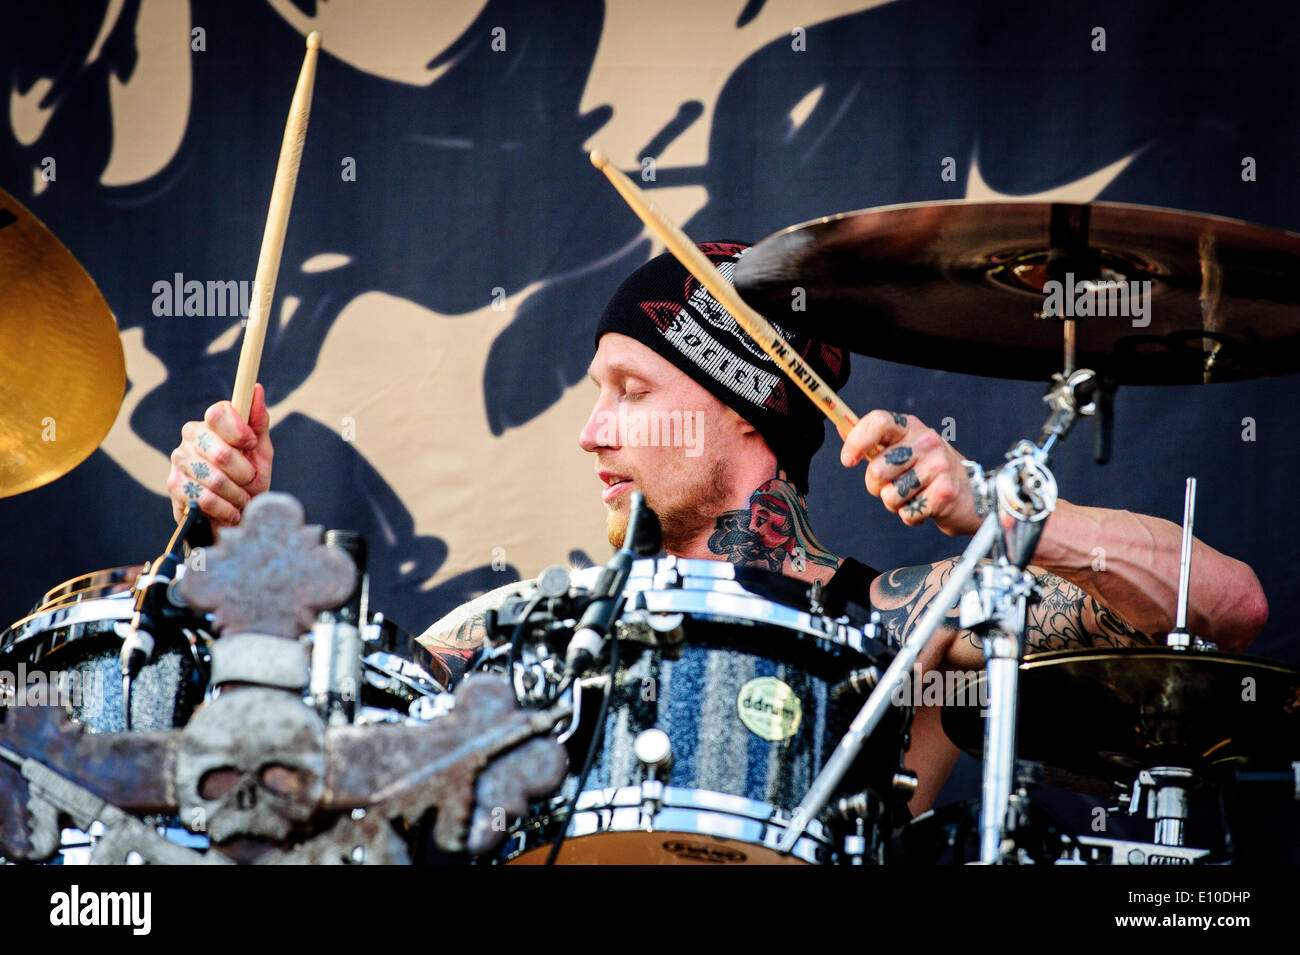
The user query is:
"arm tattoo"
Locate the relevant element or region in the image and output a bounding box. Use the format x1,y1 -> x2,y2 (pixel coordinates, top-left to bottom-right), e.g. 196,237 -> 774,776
422,613 -> 489,684
873,559 -> 1153,656
869,562 -> 962,648
192,461 -> 211,481
884,446 -> 913,465
1009,574 -> 1154,652
902,494 -> 928,518
893,471 -> 920,498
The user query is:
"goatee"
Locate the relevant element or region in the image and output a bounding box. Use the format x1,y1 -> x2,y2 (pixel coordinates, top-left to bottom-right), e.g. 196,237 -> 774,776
605,460 -> 731,552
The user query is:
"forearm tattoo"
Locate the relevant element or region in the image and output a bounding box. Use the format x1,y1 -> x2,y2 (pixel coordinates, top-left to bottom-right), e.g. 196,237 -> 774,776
871,558 -> 1153,654
423,613 -> 489,684
707,470 -> 839,574
1008,574 -> 1154,652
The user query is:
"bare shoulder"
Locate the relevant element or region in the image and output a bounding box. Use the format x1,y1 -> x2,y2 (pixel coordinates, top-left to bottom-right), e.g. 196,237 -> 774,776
867,558 -> 965,670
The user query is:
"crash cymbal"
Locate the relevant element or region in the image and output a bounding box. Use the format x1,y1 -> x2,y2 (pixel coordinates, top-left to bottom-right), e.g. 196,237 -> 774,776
0,187 -> 125,498
940,648 -> 1300,791
733,200 -> 1300,384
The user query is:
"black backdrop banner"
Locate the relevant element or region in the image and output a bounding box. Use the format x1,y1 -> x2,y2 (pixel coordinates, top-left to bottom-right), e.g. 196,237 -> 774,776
1,0 -> 1297,830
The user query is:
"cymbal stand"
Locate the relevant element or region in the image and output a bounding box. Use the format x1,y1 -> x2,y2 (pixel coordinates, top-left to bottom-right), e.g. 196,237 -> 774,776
776,342 -> 1098,860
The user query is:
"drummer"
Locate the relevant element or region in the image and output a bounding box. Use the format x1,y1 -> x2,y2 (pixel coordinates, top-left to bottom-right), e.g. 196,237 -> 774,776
165,242 -> 1268,814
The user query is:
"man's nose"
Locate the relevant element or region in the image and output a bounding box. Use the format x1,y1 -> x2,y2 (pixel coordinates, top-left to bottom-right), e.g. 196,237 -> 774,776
578,396 -> 618,453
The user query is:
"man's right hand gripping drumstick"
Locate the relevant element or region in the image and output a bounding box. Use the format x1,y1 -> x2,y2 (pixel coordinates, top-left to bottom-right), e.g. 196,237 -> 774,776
166,382 -> 274,527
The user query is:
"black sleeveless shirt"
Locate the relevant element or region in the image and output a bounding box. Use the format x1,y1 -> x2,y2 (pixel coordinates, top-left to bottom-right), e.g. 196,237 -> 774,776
820,556 -> 881,625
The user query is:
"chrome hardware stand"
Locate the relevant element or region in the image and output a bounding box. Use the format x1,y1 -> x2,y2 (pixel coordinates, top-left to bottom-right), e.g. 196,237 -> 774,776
1165,478 -> 1203,650
776,364 -> 1097,861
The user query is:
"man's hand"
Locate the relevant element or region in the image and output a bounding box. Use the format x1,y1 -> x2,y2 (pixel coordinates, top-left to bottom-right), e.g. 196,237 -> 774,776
840,409 -> 979,536
166,382 -> 273,526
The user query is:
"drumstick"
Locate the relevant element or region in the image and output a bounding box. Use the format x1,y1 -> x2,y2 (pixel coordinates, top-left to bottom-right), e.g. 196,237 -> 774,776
589,149 -> 859,439
231,31 -> 322,421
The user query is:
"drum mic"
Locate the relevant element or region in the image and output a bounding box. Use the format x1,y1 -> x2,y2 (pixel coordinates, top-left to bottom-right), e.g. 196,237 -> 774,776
122,505 -> 212,727
311,530 -> 367,724
564,492 -> 660,680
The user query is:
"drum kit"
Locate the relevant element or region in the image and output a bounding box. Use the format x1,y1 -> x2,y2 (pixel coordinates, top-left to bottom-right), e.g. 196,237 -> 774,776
2,37 -> 1299,866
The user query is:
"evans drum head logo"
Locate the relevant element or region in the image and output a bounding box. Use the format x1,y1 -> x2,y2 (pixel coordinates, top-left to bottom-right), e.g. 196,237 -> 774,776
737,677 -> 801,741
663,840 -> 748,864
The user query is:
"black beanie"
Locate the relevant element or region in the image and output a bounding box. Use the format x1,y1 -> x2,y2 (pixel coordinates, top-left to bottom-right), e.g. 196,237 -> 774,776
593,242 -> 849,493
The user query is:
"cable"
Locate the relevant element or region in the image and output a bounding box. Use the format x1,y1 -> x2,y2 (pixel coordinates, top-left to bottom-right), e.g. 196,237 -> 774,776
506,594 -> 545,700
545,634 -> 618,866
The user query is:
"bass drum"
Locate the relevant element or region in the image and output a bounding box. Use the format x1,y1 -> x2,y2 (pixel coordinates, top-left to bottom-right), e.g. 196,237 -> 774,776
491,557 -> 911,865
0,565 -> 208,733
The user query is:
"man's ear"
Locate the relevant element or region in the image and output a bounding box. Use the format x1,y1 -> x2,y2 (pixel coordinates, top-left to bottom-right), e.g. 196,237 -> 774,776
731,408 -> 758,436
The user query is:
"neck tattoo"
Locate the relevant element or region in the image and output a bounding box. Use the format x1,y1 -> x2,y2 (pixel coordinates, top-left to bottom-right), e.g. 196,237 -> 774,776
706,470 -> 839,575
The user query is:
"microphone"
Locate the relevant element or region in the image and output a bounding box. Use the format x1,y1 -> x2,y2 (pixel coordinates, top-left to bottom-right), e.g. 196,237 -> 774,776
311,530 -> 367,724
564,492 -> 660,679
123,505 -> 211,678
121,505 -> 211,727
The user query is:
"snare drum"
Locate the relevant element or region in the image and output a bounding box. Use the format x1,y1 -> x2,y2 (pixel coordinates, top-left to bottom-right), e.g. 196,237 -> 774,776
490,557 -> 910,865
0,565 -> 208,732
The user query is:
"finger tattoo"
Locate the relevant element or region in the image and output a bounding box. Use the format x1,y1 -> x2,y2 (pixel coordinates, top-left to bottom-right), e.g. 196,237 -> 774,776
183,480 -> 202,502
884,446 -> 913,466
903,494 -> 928,518
192,461 -> 211,481
893,470 -> 921,498
890,411 -> 908,428
196,431 -> 213,453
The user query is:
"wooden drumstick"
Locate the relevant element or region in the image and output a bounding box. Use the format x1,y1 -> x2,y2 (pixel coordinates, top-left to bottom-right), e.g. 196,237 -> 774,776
231,31 -> 322,422
589,149 -> 859,439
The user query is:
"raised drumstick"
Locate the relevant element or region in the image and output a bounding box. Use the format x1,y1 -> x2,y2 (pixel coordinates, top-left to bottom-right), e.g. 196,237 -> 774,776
589,149 -> 859,439
231,31 -> 322,421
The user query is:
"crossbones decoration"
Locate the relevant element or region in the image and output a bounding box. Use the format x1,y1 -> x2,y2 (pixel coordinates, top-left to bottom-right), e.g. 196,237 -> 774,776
0,493 -> 568,864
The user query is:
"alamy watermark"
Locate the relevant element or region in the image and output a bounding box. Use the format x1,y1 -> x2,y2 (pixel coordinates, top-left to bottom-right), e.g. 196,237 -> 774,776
1042,272 -> 1152,327
152,273 -> 252,318
592,406 -> 704,457
891,666 -> 989,711
0,664 -> 104,716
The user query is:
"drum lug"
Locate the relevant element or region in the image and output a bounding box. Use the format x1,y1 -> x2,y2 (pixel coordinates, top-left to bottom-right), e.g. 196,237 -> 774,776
638,779 -> 664,830
635,729 -> 673,827
652,558 -> 681,591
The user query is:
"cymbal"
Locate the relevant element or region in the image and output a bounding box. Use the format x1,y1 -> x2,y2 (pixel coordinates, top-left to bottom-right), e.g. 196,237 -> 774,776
940,648 -> 1300,791
0,187 -> 125,498
733,200 -> 1300,384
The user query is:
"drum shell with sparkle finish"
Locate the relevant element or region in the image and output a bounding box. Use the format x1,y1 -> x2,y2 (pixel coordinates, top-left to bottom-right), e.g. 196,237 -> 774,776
493,558 -> 910,865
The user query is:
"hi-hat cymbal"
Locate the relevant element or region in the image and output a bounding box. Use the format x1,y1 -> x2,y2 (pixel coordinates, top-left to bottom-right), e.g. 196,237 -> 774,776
0,187 -> 125,498
940,648 -> 1300,791
733,201 -> 1300,384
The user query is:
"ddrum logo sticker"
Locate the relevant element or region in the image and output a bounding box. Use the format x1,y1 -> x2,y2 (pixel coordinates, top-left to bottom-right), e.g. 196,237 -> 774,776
737,677 -> 801,741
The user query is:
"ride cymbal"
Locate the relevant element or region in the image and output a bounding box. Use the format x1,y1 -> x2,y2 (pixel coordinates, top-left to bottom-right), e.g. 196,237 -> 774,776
734,201 -> 1300,384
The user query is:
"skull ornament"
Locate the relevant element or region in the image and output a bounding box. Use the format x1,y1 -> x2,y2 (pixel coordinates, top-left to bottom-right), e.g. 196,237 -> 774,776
177,688 -> 327,845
